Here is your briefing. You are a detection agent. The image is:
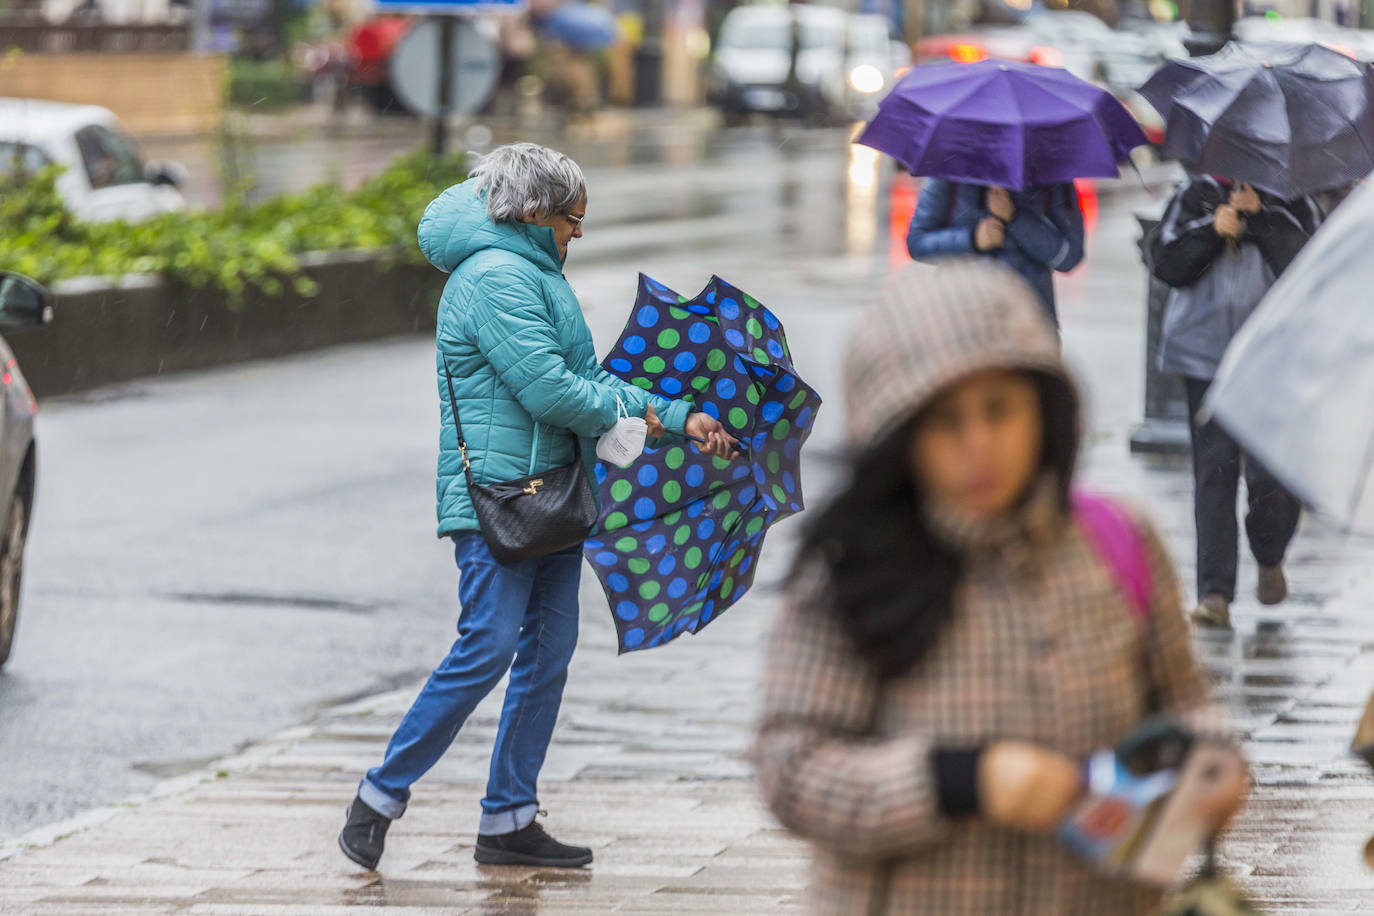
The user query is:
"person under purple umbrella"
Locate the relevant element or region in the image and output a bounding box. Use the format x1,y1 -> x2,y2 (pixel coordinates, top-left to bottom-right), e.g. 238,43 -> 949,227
906,180 -> 1084,324
857,60 -> 1145,325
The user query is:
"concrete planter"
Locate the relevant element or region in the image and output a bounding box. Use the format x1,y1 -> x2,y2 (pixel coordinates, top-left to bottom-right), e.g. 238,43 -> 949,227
6,251 -> 444,398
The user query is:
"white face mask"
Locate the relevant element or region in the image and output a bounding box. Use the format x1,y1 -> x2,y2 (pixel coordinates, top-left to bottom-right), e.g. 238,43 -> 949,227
596,397 -> 648,469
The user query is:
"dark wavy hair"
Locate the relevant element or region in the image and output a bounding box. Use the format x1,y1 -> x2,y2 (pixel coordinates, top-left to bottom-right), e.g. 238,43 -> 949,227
793,371 -> 1078,680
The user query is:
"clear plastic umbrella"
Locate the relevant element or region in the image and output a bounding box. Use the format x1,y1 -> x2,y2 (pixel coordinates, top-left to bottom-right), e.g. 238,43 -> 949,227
1205,176 -> 1374,532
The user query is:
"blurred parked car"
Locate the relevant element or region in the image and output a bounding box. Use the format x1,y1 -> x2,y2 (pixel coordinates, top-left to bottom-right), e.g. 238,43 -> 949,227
0,273 -> 51,671
1022,10 -> 1126,81
1129,18 -> 1191,60
1233,15 -> 1374,60
1101,20 -> 1186,147
913,25 -> 1054,67
709,6 -> 905,124
0,99 -> 186,223
915,12 -> 1172,145
916,10 -> 1126,74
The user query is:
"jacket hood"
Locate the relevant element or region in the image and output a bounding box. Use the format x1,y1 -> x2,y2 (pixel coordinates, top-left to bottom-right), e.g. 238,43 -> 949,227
417,178 -> 563,274
843,260 -> 1077,447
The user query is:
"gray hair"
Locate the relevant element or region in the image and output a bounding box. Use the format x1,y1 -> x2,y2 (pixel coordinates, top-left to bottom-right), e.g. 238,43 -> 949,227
469,142 -> 586,223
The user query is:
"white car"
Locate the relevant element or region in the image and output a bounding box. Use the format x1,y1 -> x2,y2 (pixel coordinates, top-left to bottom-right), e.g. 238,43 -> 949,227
1233,16 -> 1374,61
0,98 -> 186,223
709,6 -> 907,124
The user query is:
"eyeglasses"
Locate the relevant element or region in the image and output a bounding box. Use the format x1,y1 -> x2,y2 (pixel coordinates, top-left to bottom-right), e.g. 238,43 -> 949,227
565,213 -> 585,230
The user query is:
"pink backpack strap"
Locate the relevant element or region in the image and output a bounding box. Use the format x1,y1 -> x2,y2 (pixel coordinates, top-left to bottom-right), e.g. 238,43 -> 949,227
1072,491 -> 1152,623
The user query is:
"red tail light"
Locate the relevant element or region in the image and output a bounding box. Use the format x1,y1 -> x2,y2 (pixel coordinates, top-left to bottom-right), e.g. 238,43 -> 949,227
949,43 -> 989,63
1074,178 -> 1098,238
1029,45 -> 1064,67
889,173 -> 919,269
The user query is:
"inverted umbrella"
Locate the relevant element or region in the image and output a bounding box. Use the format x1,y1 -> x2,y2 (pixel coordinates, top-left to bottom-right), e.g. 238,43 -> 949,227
855,59 -> 1147,190
1140,42 -> 1374,199
584,275 -> 820,653
1204,176 -> 1374,531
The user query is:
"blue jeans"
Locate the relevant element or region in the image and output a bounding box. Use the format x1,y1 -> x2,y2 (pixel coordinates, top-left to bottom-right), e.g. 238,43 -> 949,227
360,533 -> 583,835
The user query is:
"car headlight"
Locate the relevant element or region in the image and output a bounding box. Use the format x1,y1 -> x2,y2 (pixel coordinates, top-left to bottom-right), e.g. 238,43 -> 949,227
848,64 -> 885,94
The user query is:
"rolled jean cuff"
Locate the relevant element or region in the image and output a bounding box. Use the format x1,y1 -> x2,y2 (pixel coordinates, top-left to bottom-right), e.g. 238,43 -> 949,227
479,803 -> 539,837
358,778 -> 406,821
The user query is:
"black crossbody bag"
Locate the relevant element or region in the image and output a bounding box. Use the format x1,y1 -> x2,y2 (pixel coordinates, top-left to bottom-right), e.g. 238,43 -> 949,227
444,364 -> 598,564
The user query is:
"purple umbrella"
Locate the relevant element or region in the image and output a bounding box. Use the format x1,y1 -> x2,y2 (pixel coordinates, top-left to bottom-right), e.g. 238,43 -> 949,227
856,61 -> 1147,190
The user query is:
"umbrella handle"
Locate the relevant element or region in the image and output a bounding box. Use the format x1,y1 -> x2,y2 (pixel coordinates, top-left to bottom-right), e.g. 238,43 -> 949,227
688,434 -> 749,452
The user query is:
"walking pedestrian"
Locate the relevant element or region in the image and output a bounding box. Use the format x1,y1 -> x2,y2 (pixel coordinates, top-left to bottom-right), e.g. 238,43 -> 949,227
754,262 -> 1245,914
338,143 -> 736,871
906,179 -> 1085,324
1151,173 -> 1319,629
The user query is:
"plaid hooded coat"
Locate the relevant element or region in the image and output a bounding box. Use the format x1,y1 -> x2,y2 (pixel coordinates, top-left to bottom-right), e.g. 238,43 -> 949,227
755,262 -> 1212,914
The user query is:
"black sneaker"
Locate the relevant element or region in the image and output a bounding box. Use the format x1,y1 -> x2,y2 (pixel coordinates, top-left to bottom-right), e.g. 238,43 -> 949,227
338,794 -> 391,870
475,820 -> 593,868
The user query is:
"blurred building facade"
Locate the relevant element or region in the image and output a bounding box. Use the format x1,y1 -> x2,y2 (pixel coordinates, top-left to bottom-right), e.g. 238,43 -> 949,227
0,0 -> 221,134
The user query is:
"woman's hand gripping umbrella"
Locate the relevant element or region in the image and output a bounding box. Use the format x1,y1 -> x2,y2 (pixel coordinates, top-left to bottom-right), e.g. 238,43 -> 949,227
586,275 -> 821,652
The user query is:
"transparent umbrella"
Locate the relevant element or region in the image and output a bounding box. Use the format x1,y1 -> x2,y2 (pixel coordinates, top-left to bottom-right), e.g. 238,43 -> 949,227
1205,176 -> 1374,531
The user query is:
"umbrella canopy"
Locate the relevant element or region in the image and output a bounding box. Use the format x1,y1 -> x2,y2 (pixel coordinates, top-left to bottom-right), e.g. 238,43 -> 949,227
1140,42 -> 1374,199
1205,176 -> 1374,531
585,275 -> 820,653
538,2 -> 620,51
855,59 -> 1147,190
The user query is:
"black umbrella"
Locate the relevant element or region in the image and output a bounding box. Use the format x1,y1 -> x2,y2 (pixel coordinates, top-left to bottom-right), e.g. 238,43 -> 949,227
1140,42 -> 1374,199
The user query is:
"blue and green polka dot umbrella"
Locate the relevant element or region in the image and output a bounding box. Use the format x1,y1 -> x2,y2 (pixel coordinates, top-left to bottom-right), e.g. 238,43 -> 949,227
584,274 -> 821,653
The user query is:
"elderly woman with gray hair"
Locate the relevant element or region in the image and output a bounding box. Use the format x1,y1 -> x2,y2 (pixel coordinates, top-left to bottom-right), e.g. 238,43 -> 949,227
339,143 -> 736,871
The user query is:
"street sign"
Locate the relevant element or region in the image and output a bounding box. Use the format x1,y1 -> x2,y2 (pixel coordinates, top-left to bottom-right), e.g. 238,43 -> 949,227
389,17 -> 501,120
373,0 -> 525,15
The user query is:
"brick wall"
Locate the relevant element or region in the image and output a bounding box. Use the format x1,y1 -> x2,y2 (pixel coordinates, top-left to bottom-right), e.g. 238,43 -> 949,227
0,51 -> 225,136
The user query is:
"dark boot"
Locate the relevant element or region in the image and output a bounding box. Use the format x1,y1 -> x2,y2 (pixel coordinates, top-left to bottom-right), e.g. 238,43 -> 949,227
338,794 -> 391,870
1257,564 -> 1289,606
475,820 -> 593,868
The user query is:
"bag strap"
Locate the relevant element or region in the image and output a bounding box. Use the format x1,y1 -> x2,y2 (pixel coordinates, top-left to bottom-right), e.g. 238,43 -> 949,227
1072,491 -> 1151,623
442,362 -> 476,486
442,361 -> 580,484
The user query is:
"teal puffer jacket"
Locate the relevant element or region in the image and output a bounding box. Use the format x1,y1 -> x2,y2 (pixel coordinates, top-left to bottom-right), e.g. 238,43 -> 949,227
423,179 -> 691,537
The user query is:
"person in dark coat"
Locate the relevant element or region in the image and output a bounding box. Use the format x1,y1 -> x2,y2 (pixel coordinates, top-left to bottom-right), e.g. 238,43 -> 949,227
906,179 -> 1085,324
1150,173 -> 1320,629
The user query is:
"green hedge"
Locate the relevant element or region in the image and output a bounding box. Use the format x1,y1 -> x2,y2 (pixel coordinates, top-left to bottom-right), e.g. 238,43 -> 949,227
0,150 -> 467,301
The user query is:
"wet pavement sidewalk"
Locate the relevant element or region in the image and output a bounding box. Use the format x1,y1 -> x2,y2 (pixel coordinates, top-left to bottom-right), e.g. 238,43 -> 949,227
0,545 -> 809,914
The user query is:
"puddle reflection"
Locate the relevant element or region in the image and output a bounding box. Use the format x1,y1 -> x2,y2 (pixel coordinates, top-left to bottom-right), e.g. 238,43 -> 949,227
846,144 -> 881,256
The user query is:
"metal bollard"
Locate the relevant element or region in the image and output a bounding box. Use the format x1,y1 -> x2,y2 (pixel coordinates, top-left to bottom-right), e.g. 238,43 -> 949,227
1129,215 -> 1192,456
1128,0 -> 1230,457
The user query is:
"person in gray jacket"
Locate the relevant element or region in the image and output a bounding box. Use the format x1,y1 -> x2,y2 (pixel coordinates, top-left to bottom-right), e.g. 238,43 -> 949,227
1151,173 -> 1320,629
